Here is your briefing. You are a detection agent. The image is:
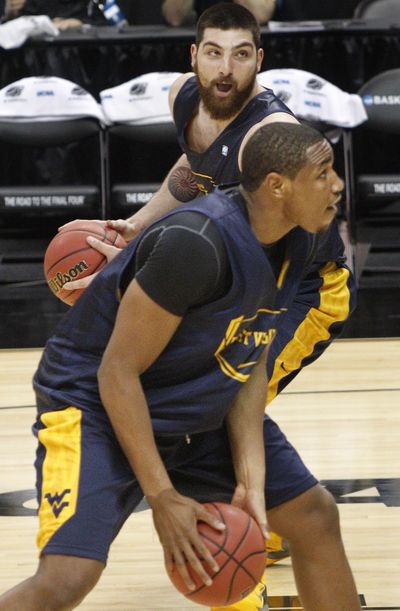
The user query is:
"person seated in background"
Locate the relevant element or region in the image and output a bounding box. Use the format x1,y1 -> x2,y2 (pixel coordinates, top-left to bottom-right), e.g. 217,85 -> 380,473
273,0 -> 360,21
1,0 -> 25,21
162,0 -> 276,26
13,0 -> 170,29
12,0 -> 129,29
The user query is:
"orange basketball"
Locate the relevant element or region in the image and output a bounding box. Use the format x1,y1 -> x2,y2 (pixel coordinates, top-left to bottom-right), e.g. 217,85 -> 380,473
44,220 -> 127,306
167,502 -> 266,607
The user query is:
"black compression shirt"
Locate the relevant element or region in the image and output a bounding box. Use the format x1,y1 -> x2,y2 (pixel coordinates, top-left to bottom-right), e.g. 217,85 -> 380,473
121,211 -> 231,315
121,205 -> 286,315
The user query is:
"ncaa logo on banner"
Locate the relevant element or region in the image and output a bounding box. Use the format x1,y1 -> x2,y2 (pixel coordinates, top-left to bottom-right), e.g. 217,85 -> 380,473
71,86 -> 88,96
129,83 -> 148,96
306,78 -> 324,90
5,86 -> 24,98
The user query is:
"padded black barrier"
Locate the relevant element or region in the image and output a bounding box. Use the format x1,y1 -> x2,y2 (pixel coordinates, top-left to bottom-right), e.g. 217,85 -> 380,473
0,118 -> 101,147
0,185 -> 100,217
357,175 -> 400,217
111,183 -> 161,216
358,175 -> 400,202
109,122 -> 177,144
0,117 -> 107,225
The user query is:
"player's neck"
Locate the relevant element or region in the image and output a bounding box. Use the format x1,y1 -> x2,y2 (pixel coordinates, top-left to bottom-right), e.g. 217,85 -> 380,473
240,187 -> 296,245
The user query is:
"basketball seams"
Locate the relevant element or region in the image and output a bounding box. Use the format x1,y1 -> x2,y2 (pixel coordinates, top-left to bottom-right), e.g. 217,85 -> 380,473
188,513 -> 251,599
45,245 -> 104,276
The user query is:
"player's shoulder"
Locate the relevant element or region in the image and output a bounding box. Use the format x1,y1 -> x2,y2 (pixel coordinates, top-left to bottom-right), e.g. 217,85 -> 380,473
237,112 -> 299,169
168,72 -> 195,112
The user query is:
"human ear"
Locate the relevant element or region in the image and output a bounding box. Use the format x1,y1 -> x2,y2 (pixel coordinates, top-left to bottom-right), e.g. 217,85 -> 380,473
257,48 -> 264,72
190,44 -> 198,68
264,172 -> 287,198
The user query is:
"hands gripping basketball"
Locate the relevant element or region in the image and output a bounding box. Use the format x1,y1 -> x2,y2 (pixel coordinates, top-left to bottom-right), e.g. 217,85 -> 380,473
159,488 -> 267,607
149,488 -> 224,591
56,217 -> 144,292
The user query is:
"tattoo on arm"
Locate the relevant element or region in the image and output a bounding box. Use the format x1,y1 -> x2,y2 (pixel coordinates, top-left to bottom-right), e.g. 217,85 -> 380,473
168,166 -> 199,202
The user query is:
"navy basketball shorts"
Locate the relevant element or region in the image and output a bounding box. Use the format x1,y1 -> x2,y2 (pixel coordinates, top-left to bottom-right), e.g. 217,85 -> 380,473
32,406 -> 317,563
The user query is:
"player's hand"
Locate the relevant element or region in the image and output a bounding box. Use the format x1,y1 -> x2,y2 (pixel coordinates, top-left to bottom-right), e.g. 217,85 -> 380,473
149,488 -> 225,590
107,218 -> 145,242
231,483 -> 269,540
62,236 -> 123,291
58,219 -> 107,232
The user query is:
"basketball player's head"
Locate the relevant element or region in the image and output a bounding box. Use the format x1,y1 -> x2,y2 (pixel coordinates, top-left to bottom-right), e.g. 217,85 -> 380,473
191,3 -> 263,120
240,122 -> 344,233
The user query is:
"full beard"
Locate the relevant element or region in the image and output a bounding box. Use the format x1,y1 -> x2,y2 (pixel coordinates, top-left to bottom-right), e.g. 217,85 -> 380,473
193,62 -> 258,121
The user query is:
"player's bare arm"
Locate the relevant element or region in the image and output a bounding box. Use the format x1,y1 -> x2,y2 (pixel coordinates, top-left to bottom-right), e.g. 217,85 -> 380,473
98,280 -> 224,589
122,153 -> 196,230
226,347 -> 269,539
120,73 -> 199,232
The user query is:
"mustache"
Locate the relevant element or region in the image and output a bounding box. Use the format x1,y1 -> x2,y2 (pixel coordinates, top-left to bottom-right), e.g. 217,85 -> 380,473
211,76 -> 237,86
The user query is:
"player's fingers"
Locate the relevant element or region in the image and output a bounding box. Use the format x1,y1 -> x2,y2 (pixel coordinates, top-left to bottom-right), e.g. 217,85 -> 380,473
86,236 -> 122,261
172,548 -> 196,591
107,218 -> 143,241
198,508 -> 226,533
192,537 -> 219,574
182,542 -> 213,586
63,272 -> 99,290
106,218 -> 126,230
163,548 -> 174,575
257,517 -> 269,541
249,504 -> 269,540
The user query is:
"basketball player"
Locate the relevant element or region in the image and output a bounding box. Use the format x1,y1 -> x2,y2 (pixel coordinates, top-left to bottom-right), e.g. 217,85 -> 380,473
60,5 -> 356,609
0,123 -> 361,611
64,1 -> 355,414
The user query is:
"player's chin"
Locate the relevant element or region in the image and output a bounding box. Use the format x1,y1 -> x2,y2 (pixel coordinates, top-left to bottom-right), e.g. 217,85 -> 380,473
304,212 -> 336,234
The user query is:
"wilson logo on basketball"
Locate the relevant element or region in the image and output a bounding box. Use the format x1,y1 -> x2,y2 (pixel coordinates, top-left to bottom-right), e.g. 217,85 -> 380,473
48,260 -> 90,293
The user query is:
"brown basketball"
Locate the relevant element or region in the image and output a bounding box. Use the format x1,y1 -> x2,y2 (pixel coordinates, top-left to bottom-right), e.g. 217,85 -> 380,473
167,502 -> 266,607
44,220 -> 127,306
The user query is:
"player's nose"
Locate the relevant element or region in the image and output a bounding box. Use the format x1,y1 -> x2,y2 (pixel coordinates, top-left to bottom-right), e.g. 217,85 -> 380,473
332,172 -> 344,194
218,54 -> 233,76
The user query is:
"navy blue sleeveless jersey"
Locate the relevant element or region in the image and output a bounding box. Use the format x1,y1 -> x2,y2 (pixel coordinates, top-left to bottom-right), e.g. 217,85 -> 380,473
34,189 -> 314,436
173,76 -> 294,194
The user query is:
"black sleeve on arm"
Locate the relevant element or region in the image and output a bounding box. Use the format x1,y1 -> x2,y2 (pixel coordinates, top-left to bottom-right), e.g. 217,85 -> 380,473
131,211 -> 230,316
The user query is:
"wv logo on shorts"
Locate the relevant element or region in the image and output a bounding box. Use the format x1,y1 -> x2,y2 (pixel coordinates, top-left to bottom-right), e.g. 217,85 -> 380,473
45,489 -> 71,518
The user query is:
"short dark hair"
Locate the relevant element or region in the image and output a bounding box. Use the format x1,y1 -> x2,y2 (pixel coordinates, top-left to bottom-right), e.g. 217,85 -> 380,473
240,122 -> 325,191
196,2 -> 261,48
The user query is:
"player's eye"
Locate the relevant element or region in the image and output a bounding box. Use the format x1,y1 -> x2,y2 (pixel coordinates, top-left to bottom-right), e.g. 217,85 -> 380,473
236,50 -> 249,58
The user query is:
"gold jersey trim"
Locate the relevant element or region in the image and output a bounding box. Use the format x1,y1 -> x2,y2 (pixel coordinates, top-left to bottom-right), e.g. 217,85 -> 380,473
267,262 -> 351,404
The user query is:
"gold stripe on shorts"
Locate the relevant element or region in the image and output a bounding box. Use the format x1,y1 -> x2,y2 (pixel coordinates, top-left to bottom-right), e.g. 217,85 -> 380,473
37,407 -> 82,552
